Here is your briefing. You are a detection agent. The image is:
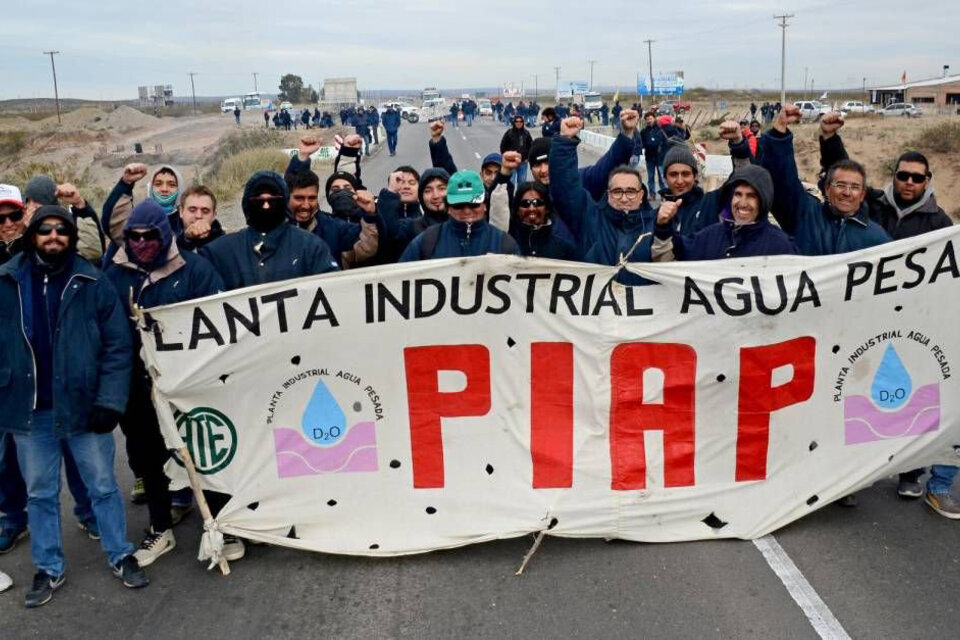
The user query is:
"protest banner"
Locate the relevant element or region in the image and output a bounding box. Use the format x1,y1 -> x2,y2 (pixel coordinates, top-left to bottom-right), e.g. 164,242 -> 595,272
141,227 -> 960,557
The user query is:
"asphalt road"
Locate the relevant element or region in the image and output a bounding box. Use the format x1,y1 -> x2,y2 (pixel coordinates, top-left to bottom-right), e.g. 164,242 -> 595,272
3,118 -> 960,639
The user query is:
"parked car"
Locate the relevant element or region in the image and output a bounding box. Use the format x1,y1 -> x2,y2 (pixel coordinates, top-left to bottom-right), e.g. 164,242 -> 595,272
278,101 -> 294,111
840,101 -> 874,114
220,97 -> 242,113
478,98 -> 493,116
793,100 -> 830,121
880,103 -> 922,117
656,100 -> 692,114
379,101 -> 420,123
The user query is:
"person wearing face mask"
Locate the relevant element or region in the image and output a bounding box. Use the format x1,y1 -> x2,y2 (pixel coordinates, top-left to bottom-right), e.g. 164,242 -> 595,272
549,116 -> 657,285
100,163 -> 184,248
104,201 -> 223,568
399,170 -> 518,261
652,165 -> 796,261
0,205 -> 148,606
200,171 -> 338,291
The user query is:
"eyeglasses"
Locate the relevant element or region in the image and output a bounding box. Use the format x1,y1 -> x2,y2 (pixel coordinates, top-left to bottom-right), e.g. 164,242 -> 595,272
36,223 -> 69,236
0,210 -> 24,224
609,188 -> 642,199
829,182 -> 863,194
125,229 -> 162,242
518,198 -> 546,208
895,171 -> 929,184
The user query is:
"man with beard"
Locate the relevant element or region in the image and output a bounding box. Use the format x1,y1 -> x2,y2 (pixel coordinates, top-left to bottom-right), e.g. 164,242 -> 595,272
0,205 -> 147,607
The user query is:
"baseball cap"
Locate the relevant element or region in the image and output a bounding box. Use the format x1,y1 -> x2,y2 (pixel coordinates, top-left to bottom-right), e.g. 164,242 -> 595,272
446,171 -> 485,205
481,153 -> 503,169
0,184 -> 24,209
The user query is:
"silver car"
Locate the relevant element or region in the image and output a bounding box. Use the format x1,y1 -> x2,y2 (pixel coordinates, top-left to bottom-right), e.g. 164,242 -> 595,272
880,103 -> 922,117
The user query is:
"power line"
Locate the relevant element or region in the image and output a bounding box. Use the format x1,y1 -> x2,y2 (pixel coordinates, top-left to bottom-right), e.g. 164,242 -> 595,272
43,51 -> 61,124
774,14 -> 794,106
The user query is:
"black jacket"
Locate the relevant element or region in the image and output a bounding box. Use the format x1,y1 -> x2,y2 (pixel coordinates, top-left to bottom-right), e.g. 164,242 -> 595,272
500,127 -> 534,162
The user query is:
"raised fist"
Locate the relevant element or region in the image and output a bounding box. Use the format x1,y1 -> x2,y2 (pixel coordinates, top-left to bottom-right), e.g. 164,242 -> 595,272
560,116 -> 583,137
343,134 -> 363,148
718,121 -> 743,143
122,163 -> 148,185
353,190 -> 376,214
185,219 -> 212,240
656,199 -> 681,226
819,111 -> 845,138
429,120 -> 445,140
298,135 -> 323,160
774,104 -> 801,133
55,183 -> 85,208
619,109 -> 639,134
500,150 -> 522,174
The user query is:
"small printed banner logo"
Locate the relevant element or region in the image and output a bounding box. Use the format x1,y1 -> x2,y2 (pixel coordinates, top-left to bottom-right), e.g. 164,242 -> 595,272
274,379 -> 378,478
844,344 -> 940,444
173,407 -> 238,474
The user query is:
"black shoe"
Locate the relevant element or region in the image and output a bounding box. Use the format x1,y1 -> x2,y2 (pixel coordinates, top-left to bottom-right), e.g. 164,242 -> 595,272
24,571 -> 65,608
111,554 -> 149,589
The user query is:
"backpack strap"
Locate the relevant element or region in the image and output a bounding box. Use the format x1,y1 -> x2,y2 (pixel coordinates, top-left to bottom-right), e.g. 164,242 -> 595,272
419,223 -> 443,260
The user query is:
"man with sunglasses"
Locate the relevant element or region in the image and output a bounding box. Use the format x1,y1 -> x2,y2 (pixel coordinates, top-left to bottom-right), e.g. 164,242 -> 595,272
0,184 -> 27,264
500,116 -> 534,184
760,104 -> 890,256
818,112 -> 952,240
0,205 -> 148,607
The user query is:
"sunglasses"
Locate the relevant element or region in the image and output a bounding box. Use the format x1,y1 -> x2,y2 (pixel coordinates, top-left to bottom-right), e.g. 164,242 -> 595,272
895,170 -> 929,184
36,223 -> 69,236
125,229 -> 162,242
0,210 -> 24,224
519,198 -> 546,208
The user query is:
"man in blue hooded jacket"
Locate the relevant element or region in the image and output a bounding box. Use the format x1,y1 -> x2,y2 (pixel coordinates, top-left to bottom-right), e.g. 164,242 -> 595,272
0,205 -> 147,606
382,105 -> 402,156
105,200 -> 223,568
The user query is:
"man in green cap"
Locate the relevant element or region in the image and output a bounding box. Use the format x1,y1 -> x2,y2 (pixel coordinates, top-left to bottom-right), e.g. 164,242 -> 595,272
399,170 -> 519,261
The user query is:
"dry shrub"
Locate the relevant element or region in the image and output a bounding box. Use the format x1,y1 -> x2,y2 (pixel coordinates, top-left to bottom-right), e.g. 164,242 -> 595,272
0,160 -> 106,206
910,121 -> 960,155
206,148 -> 289,205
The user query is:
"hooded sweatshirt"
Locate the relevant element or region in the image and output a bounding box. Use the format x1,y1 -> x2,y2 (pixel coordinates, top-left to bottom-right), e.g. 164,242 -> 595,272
101,164 -> 185,247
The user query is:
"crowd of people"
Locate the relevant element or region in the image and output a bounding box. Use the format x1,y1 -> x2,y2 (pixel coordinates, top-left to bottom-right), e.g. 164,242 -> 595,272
0,101 -> 954,605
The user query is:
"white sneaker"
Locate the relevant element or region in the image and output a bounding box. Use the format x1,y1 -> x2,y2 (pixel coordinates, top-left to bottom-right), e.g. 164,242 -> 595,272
0,570 -> 12,593
133,528 -> 176,567
222,535 -> 246,562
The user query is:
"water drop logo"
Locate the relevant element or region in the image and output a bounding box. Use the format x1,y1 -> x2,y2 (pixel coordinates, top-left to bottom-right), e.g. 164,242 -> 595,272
274,379 -> 378,478
844,343 -> 939,444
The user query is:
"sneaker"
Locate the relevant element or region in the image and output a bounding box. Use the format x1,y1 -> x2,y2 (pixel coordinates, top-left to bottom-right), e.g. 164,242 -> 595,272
925,492 -> 960,519
897,478 -> 924,499
111,554 -> 149,589
24,571 -> 65,608
0,527 -> 28,554
170,502 -> 194,526
222,535 -> 246,562
838,494 -> 858,507
130,477 -> 146,505
78,519 -> 100,541
133,528 -> 175,568
0,570 -> 11,593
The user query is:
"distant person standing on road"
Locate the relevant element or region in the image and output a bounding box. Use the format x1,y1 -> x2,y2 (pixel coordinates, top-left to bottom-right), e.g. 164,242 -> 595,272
263,110 -> 270,128
639,112 -> 666,195
233,105 -> 241,126
368,105 -> 381,145
500,115 -> 533,185
611,101 -> 623,132
382,105 -> 402,157
449,102 -> 460,128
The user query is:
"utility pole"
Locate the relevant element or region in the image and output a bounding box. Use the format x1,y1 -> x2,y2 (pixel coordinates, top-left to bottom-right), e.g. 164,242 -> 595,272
252,72 -> 259,93
587,60 -> 598,90
188,72 -> 198,114
863,76 -> 867,104
533,74 -> 539,99
43,51 -> 61,124
643,40 -> 655,98
774,14 -> 794,107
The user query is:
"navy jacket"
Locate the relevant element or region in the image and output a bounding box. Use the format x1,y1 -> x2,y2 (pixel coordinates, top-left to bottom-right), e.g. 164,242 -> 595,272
376,188 -> 445,263
549,135 -> 657,285
382,109 -> 402,133
399,218 -> 519,262
639,124 -> 666,160
656,218 -> 796,260
0,253 -> 132,437
105,248 -> 223,312
761,129 -> 891,255
200,224 -> 338,291
510,221 -> 579,260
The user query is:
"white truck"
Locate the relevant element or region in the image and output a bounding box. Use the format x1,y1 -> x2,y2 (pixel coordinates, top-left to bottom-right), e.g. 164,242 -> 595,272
320,78 -> 360,108
220,97 -> 242,113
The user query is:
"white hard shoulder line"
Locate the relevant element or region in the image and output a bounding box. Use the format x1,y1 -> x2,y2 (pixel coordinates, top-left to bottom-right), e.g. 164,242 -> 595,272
753,535 -> 852,640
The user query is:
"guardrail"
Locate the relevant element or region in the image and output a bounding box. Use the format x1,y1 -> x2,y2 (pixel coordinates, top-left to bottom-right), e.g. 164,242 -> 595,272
577,130 -> 733,178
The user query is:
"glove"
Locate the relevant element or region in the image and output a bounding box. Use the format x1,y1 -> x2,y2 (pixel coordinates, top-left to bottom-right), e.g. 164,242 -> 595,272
88,406 -> 122,434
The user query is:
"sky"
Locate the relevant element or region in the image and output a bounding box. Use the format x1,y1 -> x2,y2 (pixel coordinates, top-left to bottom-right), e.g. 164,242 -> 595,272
1,0 -> 957,101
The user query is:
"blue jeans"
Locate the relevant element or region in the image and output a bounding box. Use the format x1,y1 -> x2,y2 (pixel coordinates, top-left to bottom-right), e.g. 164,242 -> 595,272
386,130 -> 398,154
0,433 -> 92,533
645,159 -> 664,195
511,162 -> 529,186
14,411 -> 134,576
927,465 -> 958,494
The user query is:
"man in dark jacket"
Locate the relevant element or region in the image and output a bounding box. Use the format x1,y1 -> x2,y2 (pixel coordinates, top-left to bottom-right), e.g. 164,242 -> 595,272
639,113 -> 667,195
760,104 -> 890,256
550,116 -> 657,285
0,205 -> 147,606
174,185 -> 226,252
0,184 -> 26,265
489,179 -> 578,260
652,165 -> 796,261
377,167 -> 450,263
382,105 -> 402,156
104,201 -> 223,568
540,107 -> 561,138
500,116 -> 534,183
200,171 -> 338,290
400,170 -> 518,261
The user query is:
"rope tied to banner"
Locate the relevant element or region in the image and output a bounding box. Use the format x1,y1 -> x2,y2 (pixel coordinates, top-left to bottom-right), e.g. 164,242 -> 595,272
617,231 -> 653,271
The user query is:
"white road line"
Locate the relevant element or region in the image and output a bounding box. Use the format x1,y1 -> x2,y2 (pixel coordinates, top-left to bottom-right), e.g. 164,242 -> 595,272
460,131 -> 467,141
753,535 -> 851,640
474,152 -> 481,160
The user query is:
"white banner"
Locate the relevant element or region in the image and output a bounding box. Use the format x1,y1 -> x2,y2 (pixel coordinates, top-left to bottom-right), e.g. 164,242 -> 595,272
142,227 -> 960,556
